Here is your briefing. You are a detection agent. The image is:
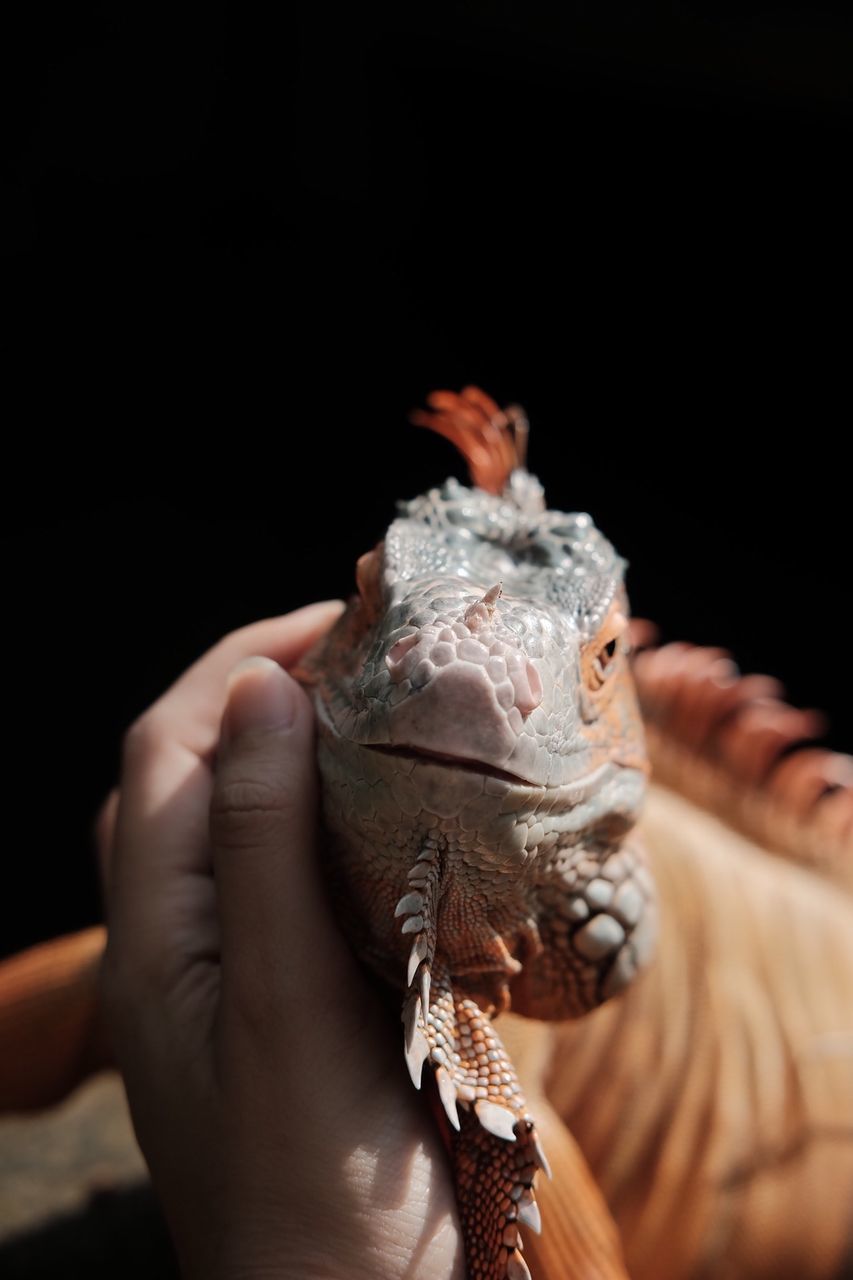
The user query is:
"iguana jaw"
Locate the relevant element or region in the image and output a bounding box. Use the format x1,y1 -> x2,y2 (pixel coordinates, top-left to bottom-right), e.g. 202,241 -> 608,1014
316,714 -> 648,871
365,741 -> 643,812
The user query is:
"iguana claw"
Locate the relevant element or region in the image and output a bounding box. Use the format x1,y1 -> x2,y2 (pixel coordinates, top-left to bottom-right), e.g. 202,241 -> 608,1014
476,1099 -> 518,1142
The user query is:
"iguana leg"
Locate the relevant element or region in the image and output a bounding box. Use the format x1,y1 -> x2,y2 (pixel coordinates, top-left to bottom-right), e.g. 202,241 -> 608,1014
403,970 -> 548,1280
511,838 -> 657,1020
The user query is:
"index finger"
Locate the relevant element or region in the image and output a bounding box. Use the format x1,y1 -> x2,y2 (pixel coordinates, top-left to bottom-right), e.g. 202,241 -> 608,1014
137,599 -> 344,759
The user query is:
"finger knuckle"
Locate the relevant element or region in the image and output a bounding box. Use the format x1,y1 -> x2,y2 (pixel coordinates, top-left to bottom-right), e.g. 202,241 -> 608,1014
120,712 -> 161,768
211,774 -> 291,851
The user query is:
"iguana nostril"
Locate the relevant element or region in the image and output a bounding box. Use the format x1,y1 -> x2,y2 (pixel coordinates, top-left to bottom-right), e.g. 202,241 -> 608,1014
513,660 -> 543,716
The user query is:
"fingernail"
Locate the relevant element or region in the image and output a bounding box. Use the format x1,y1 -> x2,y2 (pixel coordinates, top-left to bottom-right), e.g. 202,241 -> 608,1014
224,656 -> 297,738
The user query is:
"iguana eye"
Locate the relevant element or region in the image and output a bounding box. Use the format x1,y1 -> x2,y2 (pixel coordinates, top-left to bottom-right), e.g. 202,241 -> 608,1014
582,608 -> 627,700
589,638 -> 618,690
585,636 -> 616,687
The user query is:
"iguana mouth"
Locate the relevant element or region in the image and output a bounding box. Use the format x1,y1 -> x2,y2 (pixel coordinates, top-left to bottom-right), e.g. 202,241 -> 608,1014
367,743 -> 542,787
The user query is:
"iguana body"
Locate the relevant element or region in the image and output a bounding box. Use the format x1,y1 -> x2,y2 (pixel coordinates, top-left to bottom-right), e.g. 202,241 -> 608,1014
1,388 -> 852,1278
296,388 -> 853,1278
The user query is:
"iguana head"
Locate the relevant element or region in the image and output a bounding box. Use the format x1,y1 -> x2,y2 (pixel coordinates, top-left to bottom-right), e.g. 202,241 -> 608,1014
303,387 -> 647,812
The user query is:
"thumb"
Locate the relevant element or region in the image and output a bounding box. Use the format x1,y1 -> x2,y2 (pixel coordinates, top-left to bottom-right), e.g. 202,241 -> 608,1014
211,655 -> 331,1021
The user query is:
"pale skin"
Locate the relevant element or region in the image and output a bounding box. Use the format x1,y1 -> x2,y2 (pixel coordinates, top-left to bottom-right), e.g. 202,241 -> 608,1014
99,601 -> 464,1280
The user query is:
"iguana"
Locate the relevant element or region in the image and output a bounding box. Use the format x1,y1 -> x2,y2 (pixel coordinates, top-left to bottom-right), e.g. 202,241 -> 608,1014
1,387 -> 852,1279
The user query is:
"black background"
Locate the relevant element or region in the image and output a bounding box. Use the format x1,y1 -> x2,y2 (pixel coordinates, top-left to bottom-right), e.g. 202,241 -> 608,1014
3,3 -> 851,957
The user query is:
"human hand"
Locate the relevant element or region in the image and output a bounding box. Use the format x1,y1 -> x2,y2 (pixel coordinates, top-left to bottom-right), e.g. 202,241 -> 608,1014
99,603 -> 463,1280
